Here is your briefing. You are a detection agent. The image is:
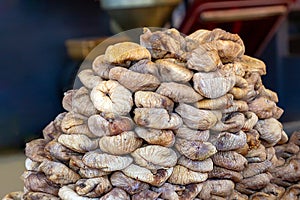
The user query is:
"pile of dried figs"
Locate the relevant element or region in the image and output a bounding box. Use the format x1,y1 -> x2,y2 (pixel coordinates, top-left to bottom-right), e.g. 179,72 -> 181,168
4,28 -> 300,200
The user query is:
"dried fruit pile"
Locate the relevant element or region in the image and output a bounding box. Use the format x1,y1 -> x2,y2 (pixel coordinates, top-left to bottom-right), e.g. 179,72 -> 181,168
4,28 -> 300,200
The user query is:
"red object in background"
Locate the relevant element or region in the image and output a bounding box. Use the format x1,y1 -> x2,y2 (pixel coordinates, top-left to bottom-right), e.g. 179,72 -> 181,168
179,0 -> 294,56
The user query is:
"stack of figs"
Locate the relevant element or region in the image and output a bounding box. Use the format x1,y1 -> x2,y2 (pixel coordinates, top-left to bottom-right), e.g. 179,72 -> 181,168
4,28 -> 300,200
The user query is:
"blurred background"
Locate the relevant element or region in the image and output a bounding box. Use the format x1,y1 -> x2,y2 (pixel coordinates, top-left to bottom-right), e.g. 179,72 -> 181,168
1,0 -> 300,196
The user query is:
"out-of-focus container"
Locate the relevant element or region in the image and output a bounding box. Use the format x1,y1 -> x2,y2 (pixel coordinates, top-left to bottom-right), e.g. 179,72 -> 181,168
100,0 -> 181,33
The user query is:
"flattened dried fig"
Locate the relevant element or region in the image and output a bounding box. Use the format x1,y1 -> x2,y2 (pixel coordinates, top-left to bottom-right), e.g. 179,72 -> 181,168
168,165 -> 208,185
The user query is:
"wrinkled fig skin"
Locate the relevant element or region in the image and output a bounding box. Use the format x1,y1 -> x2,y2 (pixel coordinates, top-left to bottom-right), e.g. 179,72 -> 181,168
175,138 -> 217,161
24,172 -> 60,196
90,80 -> 133,118
168,165 -> 208,185
156,82 -> 203,103
134,90 -> 174,112
104,41 -> 151,65
25,139 -> 48,163
109,67 -> 160,92
110,171 -> 149,195
135,127 -> 175,147
134,108 -> 183,130
10,28 -> 300,199
175,103 -> 220,130
78,69 -> 102,89
174,126 -> 209,141
212,151 -> 248,171
208,166 -> 243,183
131,145 -> 177,170
155,58 -> 193,83
39,160 -> 81,185
99,131 -> 143,155
198,180 -> 235,200
23,192 -> 60,200
82,151 -> 133,172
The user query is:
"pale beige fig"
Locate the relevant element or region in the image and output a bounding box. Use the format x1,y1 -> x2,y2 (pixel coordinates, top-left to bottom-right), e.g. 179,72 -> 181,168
122,164 -> 173,186
39,160 -> 80,185
108,116 -> 135,135
110,171 -> 149,195
109,67 -> 160,92
61,111 -> 94,138
132,189 -> 161,200
99,188 -> 130,200
92,55 -> 115,79
222,62 -> 245,77
104,41 -> 151,65
87,114 -> 110,137
221,100 -> 249,113
71,87 -> 98,117
198,180 -> 235,200
178,156 -> 213,173
229,85 -> 257,101
168,165 -> 208,185
193,70 -> 236,99
134,91 -> 174,112
187,44 -> 222,72
194,94 -> 233,110
254,118 -> 283,147
45,140 -> 79,162
131,145 -> 177,170
151,182 -> 183,200
212,151 -> 248,171
24,192 -> 60,200
99,131 -> 142,155
134,108 -> 182,130
257,85 -> 279,102
212,131 -> 247,151
135,127 -> 175,147
155,58 -> 193,83
42,112 -> 66,141
249,97 -> 281,119
175,138 -> 217,161
129,59 -> 159,77
239,55 -> 266,75
58,134 -> 99,153
140,28 -> 186,59
62,89 -> 77,112
82,151 -> 133,172
58,185 -> 98,200
174,125 -> 209,142
25,139 -> 48,163
208,166 -> 243,183
211,113 -> 245,132
186,29 -> 211,45
156,82 -> 203,103
78,69 -> 102,89
278,130 -> 289,145
245,71 -> 262,88
175,103 -> 220,130
90,80 -> 133,118
281,184 -> 300,200
68,155 -> 86,171
24,172 -> 59,196
75,177 -> 112,197
236,173 -> 271,194
242,111 -> 259,131
242,160 -> 272,178
25,158 -> 40,171
2,191 -> 23,200
246,144 -> 267,163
